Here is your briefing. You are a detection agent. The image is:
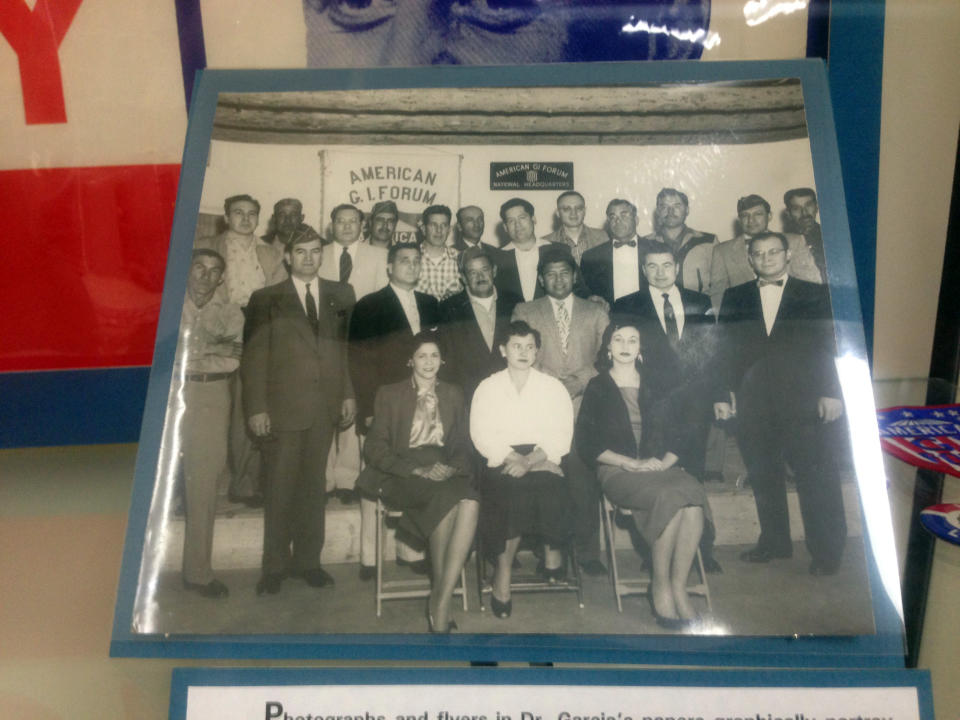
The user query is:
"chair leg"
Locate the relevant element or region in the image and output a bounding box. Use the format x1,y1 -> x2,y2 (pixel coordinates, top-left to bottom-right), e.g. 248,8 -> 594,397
475,534 -> 486,612
602,502 -> 623,612
375,498 -> 383,618
695,547 -> 712,613
570,543 -> 584,609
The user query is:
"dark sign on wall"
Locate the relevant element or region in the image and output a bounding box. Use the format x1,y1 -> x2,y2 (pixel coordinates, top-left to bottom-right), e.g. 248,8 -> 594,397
490,162 -> 574,191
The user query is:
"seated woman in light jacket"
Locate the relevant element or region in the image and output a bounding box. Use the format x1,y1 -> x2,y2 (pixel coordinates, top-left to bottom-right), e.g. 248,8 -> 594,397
357,330 -> 479,633
469,320 -> 575,619
576,321 -> 713,628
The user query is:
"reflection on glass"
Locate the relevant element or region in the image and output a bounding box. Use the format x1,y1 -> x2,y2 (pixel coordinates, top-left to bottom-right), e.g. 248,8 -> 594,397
743,0 -> 807,27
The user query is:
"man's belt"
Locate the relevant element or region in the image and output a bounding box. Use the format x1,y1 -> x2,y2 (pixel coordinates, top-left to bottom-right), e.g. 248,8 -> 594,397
185,371 -> 234,383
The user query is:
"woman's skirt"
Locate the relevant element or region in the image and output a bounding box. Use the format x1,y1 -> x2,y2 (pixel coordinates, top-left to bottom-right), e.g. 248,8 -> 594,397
479,465 -> 572,557
357,445 -> 478,540
598,465 -> 712,546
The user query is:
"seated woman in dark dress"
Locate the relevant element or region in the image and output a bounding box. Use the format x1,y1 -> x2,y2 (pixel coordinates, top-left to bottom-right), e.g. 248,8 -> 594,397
357,330 -> 479,633
469,320 -> 575,619
576,321 -> 712,627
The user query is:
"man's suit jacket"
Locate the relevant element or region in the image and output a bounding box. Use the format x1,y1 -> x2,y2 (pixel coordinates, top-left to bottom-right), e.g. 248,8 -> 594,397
493,241 -> 586,302
349,284 -> 441,421
195,232 -> 287,306
241,277 -> 355,432
319,240 -> 389,301
511,295 -> 608,402
706,233 -> 822,311
715,276 -> 840,414
611,285 -> 716,393
579,237 -> 657,307
438,289 -> 521,403
540,225 -> 609,264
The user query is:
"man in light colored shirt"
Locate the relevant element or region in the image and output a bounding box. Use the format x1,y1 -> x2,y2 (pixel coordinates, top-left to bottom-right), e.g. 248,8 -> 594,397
512,247 -> 609,576
702,194 -> 822,312
714,231 -> 846,575
416,204 -> 463,302
320,203 -> 390,302
195,194 -> 287,507
540,190 -> 608,265
642,188 -> 716,294
178,249 -> 244,599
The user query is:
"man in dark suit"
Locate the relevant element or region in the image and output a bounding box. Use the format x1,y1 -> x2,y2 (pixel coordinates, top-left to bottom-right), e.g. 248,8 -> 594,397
242,231 -> 356,595
612,241 -> 721,571
349,241 -> 442,577
493,197 -> 583,303
580,198 -> 656,307
714,231 -> 846,575
438,246 -> 521,403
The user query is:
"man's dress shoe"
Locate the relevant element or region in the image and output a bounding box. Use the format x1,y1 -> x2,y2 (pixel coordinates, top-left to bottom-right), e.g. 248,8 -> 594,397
292,567 -> 335,587
183,578 -> 229,598
256,573 -> 283,595
739,546 -> 792,563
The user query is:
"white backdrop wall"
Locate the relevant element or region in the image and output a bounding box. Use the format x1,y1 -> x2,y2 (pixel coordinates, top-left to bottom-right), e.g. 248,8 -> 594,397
201,138 -> 817,243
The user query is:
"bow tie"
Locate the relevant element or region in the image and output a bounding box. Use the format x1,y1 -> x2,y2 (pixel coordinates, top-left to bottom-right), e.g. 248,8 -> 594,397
613,238 -> 637,248
757,278 -> 784,288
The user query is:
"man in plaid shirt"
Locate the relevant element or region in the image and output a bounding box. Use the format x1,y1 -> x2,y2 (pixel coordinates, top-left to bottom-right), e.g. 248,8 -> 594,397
416,204 -> 463,302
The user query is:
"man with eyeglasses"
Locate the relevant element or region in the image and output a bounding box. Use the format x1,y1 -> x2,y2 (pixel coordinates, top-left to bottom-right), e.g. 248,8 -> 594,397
714,231 -> 847,577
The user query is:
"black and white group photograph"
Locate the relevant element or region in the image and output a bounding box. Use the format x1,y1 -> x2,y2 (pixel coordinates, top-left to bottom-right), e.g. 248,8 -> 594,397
126,79 -> 877,641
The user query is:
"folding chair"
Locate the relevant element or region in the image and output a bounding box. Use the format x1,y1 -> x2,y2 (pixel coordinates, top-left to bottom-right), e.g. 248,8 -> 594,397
374,495 -> 469,617
600,495 -> 712,613
476,534 -> 584,612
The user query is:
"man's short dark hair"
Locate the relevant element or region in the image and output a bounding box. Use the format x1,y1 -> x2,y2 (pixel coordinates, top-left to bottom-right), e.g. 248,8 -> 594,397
498,319 -> 541,350
737,194 -> 770,215
456,205 -> 483,224
656,187 -> 689,208
746,231 -> 789,253
784,187 -> 818,206
556,190 -> 584,206
421,204 -> 452,224
605,198 -> 637,216
387,241 -> 421,264
459,245 -> 495,274
499,197 -> 535,222
330,203 -> 364,223
537,245 -> 576,276
273,197 -> 302,214
192,248 -> 226,271
642,241 -> 678,264
285,224 -> 323,250
224,194 -> 260,215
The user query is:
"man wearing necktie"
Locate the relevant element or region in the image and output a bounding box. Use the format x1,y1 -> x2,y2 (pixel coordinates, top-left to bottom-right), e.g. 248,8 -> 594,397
611,241 -> 721,571
320,203 -> 389,302
714,232 -> 847,576
580,198 -> 657,307
512,246 -> 610,576
242,232 -> 356,595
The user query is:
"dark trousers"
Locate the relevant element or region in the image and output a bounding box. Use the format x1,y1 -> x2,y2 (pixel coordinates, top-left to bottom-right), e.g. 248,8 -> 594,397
260,416 -> 335,574
737,392 -> 847,568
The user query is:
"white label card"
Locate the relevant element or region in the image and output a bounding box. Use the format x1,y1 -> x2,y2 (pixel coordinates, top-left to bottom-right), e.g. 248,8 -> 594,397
183,684 -> 921,720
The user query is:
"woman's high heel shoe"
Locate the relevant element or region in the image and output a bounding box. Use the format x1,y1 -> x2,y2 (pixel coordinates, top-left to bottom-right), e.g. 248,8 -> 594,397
426,598 -> 456,633
490,594 -> 512,619
647,592 -> 689,630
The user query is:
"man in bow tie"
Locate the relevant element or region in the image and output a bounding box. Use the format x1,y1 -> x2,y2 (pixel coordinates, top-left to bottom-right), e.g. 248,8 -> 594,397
713,231 -> 847,577
580,198 -> 657,307
242,232 -> 356,595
